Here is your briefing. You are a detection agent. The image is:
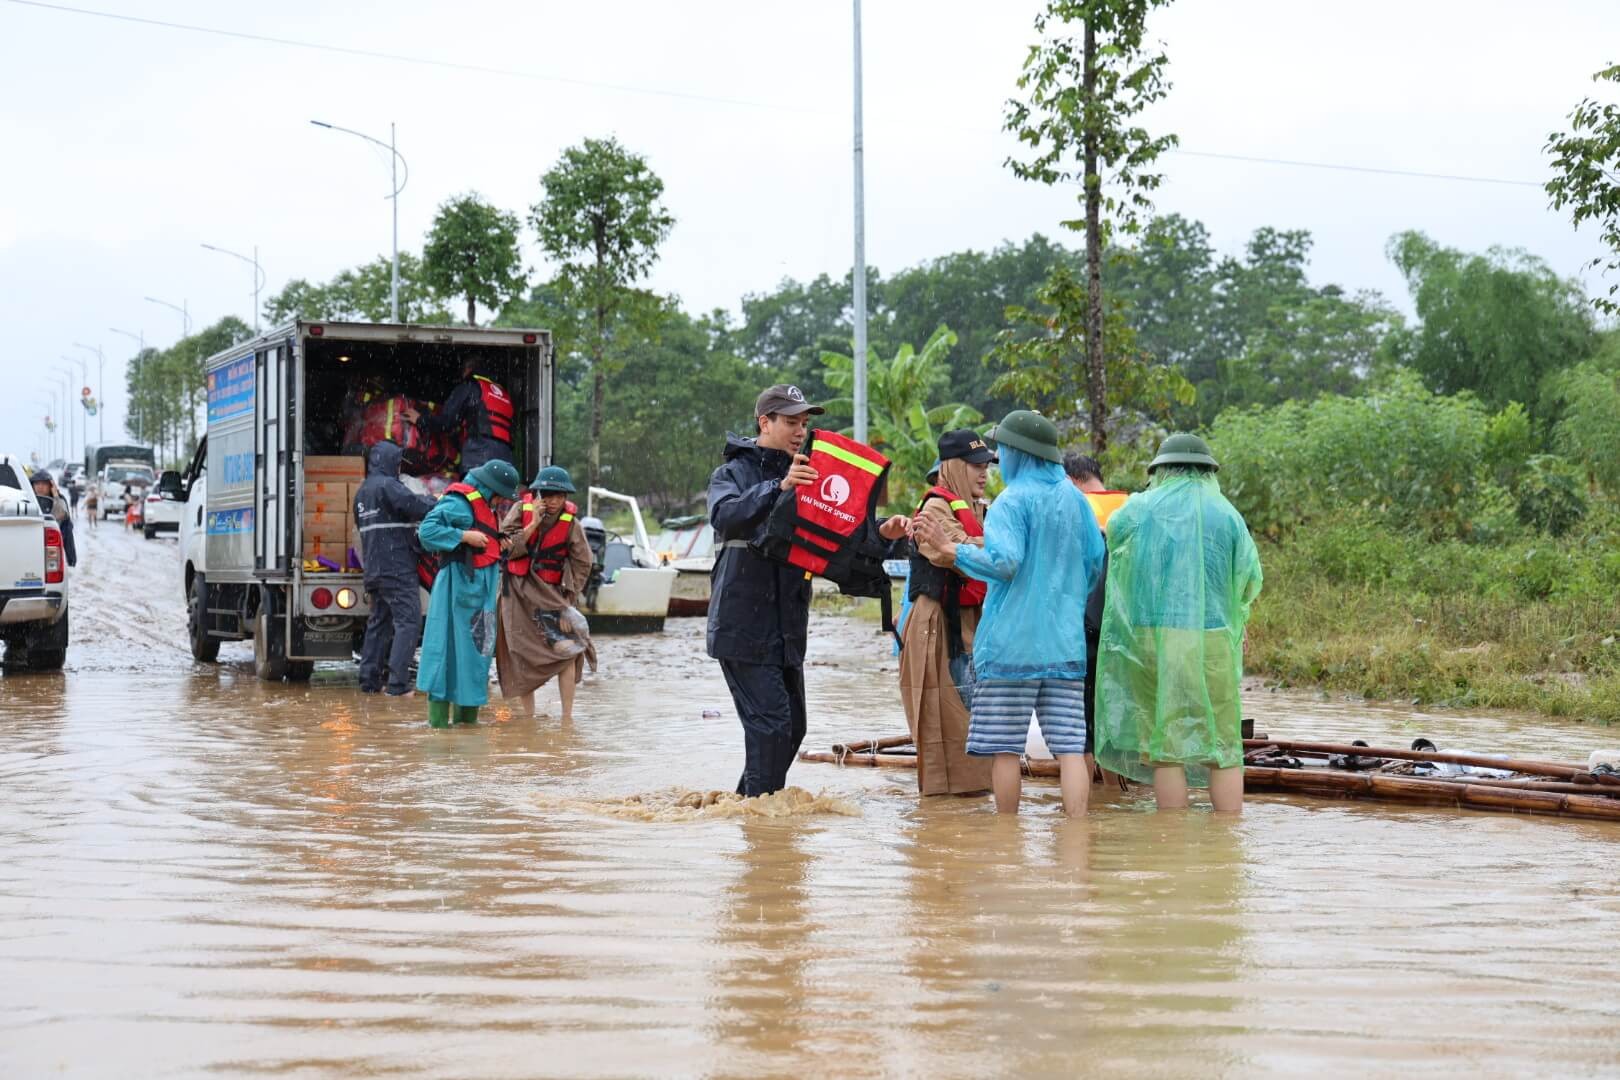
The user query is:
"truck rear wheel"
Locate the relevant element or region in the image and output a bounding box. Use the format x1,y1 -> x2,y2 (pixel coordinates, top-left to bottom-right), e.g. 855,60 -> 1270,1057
189,577 -> 220,662
253,611 -> 289,681
22,608 -> 68,671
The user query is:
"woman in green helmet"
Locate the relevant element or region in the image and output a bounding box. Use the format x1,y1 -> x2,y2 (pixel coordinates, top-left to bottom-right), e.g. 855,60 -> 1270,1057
495,465 -> 597,722
1094,434 -> 1263,812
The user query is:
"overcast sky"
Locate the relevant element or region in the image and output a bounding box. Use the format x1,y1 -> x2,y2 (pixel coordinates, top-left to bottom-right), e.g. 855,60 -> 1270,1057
2,0 -> 1615,463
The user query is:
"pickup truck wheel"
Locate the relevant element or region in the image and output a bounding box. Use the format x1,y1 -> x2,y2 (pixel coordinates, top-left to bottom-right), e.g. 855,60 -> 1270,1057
22,608 -> 68,671
189,577 -> 221,662
143,526 -> 155,540
253,611 -> 289,682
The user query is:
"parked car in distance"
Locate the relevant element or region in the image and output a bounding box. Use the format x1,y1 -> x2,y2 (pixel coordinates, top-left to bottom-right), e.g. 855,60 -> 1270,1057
142,470 -> 184,540
100,462 -> 156,518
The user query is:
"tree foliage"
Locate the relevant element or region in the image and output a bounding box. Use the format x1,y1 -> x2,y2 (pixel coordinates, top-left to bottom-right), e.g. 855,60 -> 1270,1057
263,252 -> 451,325
1545,62 -> 1620,317
421,192 -> 527,326
820,326 -> 981,510
123,317 -> 253,466
531,136 -> 675,489
1004,0 -> 1177,453
1383,230 -> 1595,412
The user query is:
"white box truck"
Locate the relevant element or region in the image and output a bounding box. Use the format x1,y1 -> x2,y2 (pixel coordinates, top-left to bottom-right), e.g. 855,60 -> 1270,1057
178,320 -> 553,681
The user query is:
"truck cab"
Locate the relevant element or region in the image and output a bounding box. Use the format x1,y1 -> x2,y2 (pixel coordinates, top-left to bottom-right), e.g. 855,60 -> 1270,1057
185,321 -> 553,681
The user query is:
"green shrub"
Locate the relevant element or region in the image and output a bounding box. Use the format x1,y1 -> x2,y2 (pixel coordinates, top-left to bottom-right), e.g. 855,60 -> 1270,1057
1515,454 -> 1587,537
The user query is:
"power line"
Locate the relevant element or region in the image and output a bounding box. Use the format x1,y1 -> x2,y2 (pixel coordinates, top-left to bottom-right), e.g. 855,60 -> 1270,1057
4,0 -> 826,114
1168,148 -> 1543,189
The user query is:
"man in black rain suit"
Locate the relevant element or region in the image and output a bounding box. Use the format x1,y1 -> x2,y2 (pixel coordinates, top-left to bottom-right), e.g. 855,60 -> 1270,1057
706,385 -> 827,797
353,440 -> 437,695
411,358 -> 516,472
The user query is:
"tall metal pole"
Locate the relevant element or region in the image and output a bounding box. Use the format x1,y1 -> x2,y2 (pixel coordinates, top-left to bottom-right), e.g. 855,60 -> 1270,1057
391,121 -> 400,322
111,328 -> 144,442
851,0 -> 868,445
73,343 -> 104,441
200,243 -> 264,333
53,370 -> 74,463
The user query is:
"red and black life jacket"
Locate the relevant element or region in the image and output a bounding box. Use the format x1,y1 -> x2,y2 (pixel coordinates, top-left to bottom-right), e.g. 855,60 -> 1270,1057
907,485 -> 986,607
441,481 -> 502,570
472,375 -> 514,446
506,493 -> 577,583
760,429 -> 893,605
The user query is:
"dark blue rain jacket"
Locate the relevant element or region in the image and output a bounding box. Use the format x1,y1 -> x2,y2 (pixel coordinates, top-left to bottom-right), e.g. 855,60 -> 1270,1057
706,434 -> 813,667
352,441 -> 436,590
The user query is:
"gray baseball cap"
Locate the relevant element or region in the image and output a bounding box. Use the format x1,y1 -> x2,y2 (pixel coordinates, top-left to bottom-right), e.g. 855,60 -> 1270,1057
754,384 -> 825,418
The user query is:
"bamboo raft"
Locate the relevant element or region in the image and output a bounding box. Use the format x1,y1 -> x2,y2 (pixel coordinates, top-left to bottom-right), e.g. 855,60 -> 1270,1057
798,734 -> 1620,823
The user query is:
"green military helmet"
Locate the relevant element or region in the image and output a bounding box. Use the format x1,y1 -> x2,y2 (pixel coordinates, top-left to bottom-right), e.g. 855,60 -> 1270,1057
471,459 -> 520,498
531,464 -> 577,494
1148,432 -> 1219,473
987,409 -> 1063,464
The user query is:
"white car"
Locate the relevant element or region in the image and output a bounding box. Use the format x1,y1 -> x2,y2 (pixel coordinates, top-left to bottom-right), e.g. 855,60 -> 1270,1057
0,455 -> 70,670
141,470 -> 185,540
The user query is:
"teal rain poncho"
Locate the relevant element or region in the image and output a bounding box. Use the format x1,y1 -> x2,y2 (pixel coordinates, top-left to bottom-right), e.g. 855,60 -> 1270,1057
1095,468 -> 1263,785
415,480 -> 503,706
953,445 -> 1105,681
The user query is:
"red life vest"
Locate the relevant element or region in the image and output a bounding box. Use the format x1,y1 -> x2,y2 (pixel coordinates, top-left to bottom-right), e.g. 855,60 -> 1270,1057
917,485 -> 987,607
1084,490 -> 1129,531
472,375 -> 514,445
359,395 -> 425,453
441,482 -> 502,570
506,493 -> 577,583
761,429 -> 890,579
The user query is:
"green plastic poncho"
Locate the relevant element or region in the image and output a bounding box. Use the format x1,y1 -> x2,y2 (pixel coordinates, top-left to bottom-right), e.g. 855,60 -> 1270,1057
1095,467 -> 1262,786
415,481 -> 503,706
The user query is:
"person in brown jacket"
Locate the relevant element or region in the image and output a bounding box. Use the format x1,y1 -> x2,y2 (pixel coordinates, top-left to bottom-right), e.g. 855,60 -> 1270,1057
898,430 -> 997,796
495,465 -> 597,720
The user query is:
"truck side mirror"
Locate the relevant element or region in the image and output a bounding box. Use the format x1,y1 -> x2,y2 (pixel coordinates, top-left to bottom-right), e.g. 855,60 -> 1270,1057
158,470 -> 183,497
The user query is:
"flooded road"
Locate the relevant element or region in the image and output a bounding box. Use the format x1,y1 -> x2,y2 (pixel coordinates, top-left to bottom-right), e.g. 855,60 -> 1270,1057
4,524 -> 1620,1077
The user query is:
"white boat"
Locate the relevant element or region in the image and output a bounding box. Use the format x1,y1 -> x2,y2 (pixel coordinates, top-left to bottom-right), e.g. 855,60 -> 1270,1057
652,515 -> 715,617
582,488 -> 678,633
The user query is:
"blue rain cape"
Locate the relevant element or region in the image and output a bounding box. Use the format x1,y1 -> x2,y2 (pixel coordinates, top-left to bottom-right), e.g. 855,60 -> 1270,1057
415,478 -> 503,706
952,445 -> 1105,681
1095,468 -> 1263,785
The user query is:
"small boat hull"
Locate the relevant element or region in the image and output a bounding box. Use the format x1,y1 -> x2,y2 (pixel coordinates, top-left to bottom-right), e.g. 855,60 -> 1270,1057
667,558 -> 712,617
587,566 -> 677,634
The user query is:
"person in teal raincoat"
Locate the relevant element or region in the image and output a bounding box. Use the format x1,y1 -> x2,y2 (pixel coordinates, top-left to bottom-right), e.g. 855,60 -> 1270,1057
416,459 -> 521,728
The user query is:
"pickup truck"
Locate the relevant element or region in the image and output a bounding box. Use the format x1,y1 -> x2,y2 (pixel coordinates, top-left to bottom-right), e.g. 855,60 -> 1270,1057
140,469 -> 185,540
181,320 -> 553,681
0,454 -> 70,670
99,461 -> 156,518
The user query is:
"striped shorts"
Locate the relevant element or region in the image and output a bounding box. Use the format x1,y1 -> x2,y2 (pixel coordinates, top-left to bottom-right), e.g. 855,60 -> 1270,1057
967,678 -> 1088,757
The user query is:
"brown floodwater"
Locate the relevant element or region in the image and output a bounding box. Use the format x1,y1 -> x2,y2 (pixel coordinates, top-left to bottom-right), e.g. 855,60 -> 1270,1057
4,524 -> 1620,1077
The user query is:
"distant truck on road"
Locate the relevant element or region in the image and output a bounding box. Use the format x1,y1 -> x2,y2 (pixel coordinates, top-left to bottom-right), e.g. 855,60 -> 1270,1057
178,320 -> 554,681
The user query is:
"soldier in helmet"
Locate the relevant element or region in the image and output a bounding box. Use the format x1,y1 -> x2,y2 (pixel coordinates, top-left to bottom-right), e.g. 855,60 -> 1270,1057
1094,433 -> 1263,812
495,465 -> 597,722
416,458 -> 521,728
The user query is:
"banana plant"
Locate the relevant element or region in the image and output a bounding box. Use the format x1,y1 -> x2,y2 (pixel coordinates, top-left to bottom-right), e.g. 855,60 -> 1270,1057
821,325 -> 984,509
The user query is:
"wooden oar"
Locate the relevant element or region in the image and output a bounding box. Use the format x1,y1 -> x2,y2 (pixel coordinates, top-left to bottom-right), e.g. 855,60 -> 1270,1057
1243,738 -> 1585,779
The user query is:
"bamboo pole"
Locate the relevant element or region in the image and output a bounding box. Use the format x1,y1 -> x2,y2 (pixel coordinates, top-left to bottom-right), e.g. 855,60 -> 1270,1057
1244,738 -> 1584,779
832,735 -> 915,755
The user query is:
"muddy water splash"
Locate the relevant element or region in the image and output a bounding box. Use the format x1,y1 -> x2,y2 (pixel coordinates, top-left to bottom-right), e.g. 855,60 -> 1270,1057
537,785 -> 860,822
3,524 -> 1620,1076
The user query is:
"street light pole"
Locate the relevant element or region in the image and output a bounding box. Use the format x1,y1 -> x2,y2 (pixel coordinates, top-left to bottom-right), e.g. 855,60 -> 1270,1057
72,342 -> 105,441
110,327 -> 144,442
34,395 -> 55,461
851,0 -> 868,445
145,296 -> 192,338
200,243 -> 265,333
310,118 -> 408,322
53,368 -> 75,463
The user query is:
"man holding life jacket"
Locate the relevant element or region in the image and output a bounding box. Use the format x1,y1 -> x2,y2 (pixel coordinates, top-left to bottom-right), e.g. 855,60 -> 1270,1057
900,429 -> 997,797
416,459 -> 521,728
495,465 -> 597,722
353,440 -> 437,696
411,358 -> 516,472
707,384 -> 908,797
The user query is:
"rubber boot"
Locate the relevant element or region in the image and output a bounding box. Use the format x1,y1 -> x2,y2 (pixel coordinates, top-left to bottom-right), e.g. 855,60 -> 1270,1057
453,705 -> 480,725
427,699 -> 451,729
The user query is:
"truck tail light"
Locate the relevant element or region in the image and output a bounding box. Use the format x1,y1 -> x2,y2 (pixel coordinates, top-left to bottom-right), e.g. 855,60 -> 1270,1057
147,493 -> 161,503
310,587 -> 333,610
43,526 -> 64,584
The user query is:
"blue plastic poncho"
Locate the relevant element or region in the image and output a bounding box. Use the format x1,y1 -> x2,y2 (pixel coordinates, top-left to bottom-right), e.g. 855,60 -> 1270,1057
952,445 -> 1105,681
1095,468 -> 1263,785
415,477 -> 503,706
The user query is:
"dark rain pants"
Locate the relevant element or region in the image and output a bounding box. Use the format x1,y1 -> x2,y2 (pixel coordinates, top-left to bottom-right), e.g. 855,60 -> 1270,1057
720,659 -> 807,797
360,578 -> 422,695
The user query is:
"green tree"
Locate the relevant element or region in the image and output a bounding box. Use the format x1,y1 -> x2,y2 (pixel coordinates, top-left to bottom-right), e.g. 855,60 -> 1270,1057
1384,231 -> 1596,412
421,192 -> 528,326
263,253 -> 450,324
1004,0 -> 1178,453
1547,359 -> 1620,492
532,136 -> 675,489
820,326 -> 981,511
1545,62 -> 1620,317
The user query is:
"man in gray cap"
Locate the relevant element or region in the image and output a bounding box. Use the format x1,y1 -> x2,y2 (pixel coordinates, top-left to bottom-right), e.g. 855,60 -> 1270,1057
706,384 -> 825,796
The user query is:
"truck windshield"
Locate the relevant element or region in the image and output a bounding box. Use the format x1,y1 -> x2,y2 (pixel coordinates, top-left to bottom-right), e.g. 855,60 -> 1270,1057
107,467 -> 154,483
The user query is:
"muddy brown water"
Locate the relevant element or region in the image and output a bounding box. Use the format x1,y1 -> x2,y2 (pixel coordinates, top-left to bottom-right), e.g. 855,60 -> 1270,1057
4,524 -> 1620,1077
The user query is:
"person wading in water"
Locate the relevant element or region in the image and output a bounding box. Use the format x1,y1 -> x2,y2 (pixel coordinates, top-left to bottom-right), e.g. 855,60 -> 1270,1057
496,465 -> 597,721
900,429 -> 997,797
